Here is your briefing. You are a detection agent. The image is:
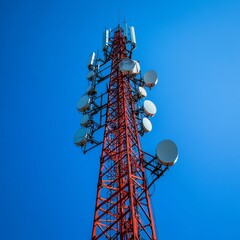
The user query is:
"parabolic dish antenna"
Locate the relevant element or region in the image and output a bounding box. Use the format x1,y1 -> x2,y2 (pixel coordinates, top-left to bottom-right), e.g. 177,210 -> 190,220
119,58 -> 135,74
77,95 -> 90,112
156,140 -> 178,166
138,86 -> 147,98
143,70 -> 158,87
142,117 -> 152,132
132,60 -> 140,75
80,114 -> 91,127
87,70 -> 95,80
73,128 -> 89,146
143,100 -> 157,117
86,85 -> 97,95
119,58 -> 140,75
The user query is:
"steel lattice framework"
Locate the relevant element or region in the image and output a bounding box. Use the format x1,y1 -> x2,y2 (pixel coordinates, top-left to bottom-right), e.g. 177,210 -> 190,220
92,27 -> 157,239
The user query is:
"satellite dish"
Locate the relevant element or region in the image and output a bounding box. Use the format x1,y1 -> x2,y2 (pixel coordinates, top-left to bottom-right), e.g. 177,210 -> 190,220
132,60 -> 140,75
133,86 -> 147,101
86,85 -> 97,95
156,140 -> 178,166
77,95 -> 91,112
143,100 -> 157,117
87,70 -> 95,80
119,58 -> 140,75
73,128 -> 89,146
142,117 -> 152,132
80,114 -> 91,127
143,70 -> 158,87
119,58 -> 135,74
138,86 -> 147,98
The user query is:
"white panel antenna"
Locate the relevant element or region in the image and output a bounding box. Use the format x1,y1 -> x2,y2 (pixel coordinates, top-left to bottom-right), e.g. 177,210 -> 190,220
130,26 -> 136,48
102,30 -> 109,51
88,52 -> 95,70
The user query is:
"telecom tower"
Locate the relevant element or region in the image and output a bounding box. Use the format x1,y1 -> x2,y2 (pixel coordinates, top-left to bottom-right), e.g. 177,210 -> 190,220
74,23 -> 178,239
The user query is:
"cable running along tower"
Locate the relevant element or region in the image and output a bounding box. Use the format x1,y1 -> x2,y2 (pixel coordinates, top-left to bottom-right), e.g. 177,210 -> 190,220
74,24 -> 178,240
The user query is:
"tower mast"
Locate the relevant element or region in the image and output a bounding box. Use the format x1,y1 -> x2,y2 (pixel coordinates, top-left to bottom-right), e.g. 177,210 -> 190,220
74,23 -> 178,240
92,27 -> 156,240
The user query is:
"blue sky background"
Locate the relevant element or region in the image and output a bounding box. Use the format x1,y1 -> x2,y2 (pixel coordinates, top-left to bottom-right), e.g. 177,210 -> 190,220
1,0 -> 240,239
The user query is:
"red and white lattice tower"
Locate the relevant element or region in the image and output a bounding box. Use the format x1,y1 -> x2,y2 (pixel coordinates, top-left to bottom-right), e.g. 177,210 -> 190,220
91,28 -> 156,240
74,23 -> 178,240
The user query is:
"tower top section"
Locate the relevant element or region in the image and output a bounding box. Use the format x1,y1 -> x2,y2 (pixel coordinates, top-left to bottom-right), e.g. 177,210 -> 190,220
102,22 -> 137,57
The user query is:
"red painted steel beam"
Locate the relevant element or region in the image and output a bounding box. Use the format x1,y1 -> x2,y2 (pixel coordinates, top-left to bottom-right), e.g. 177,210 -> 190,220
92,27 -> 157,239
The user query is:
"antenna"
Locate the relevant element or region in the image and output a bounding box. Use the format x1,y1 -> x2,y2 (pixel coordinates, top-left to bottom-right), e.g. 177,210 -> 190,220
130,26 -> 136,48
156,140 -> 178,166
73,128 -> 89,146
119,58 -> 140,75
80,114 -> 91,127
142,117 -> 152,132
143,99 -> 157,116
143,70 -> 158,87
102,29 -> 109,52
87,52 -> 95,70
77,95 -> 91,112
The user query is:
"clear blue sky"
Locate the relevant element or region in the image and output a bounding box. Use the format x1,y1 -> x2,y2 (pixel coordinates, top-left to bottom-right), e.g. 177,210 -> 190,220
1,0 -> 240,239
